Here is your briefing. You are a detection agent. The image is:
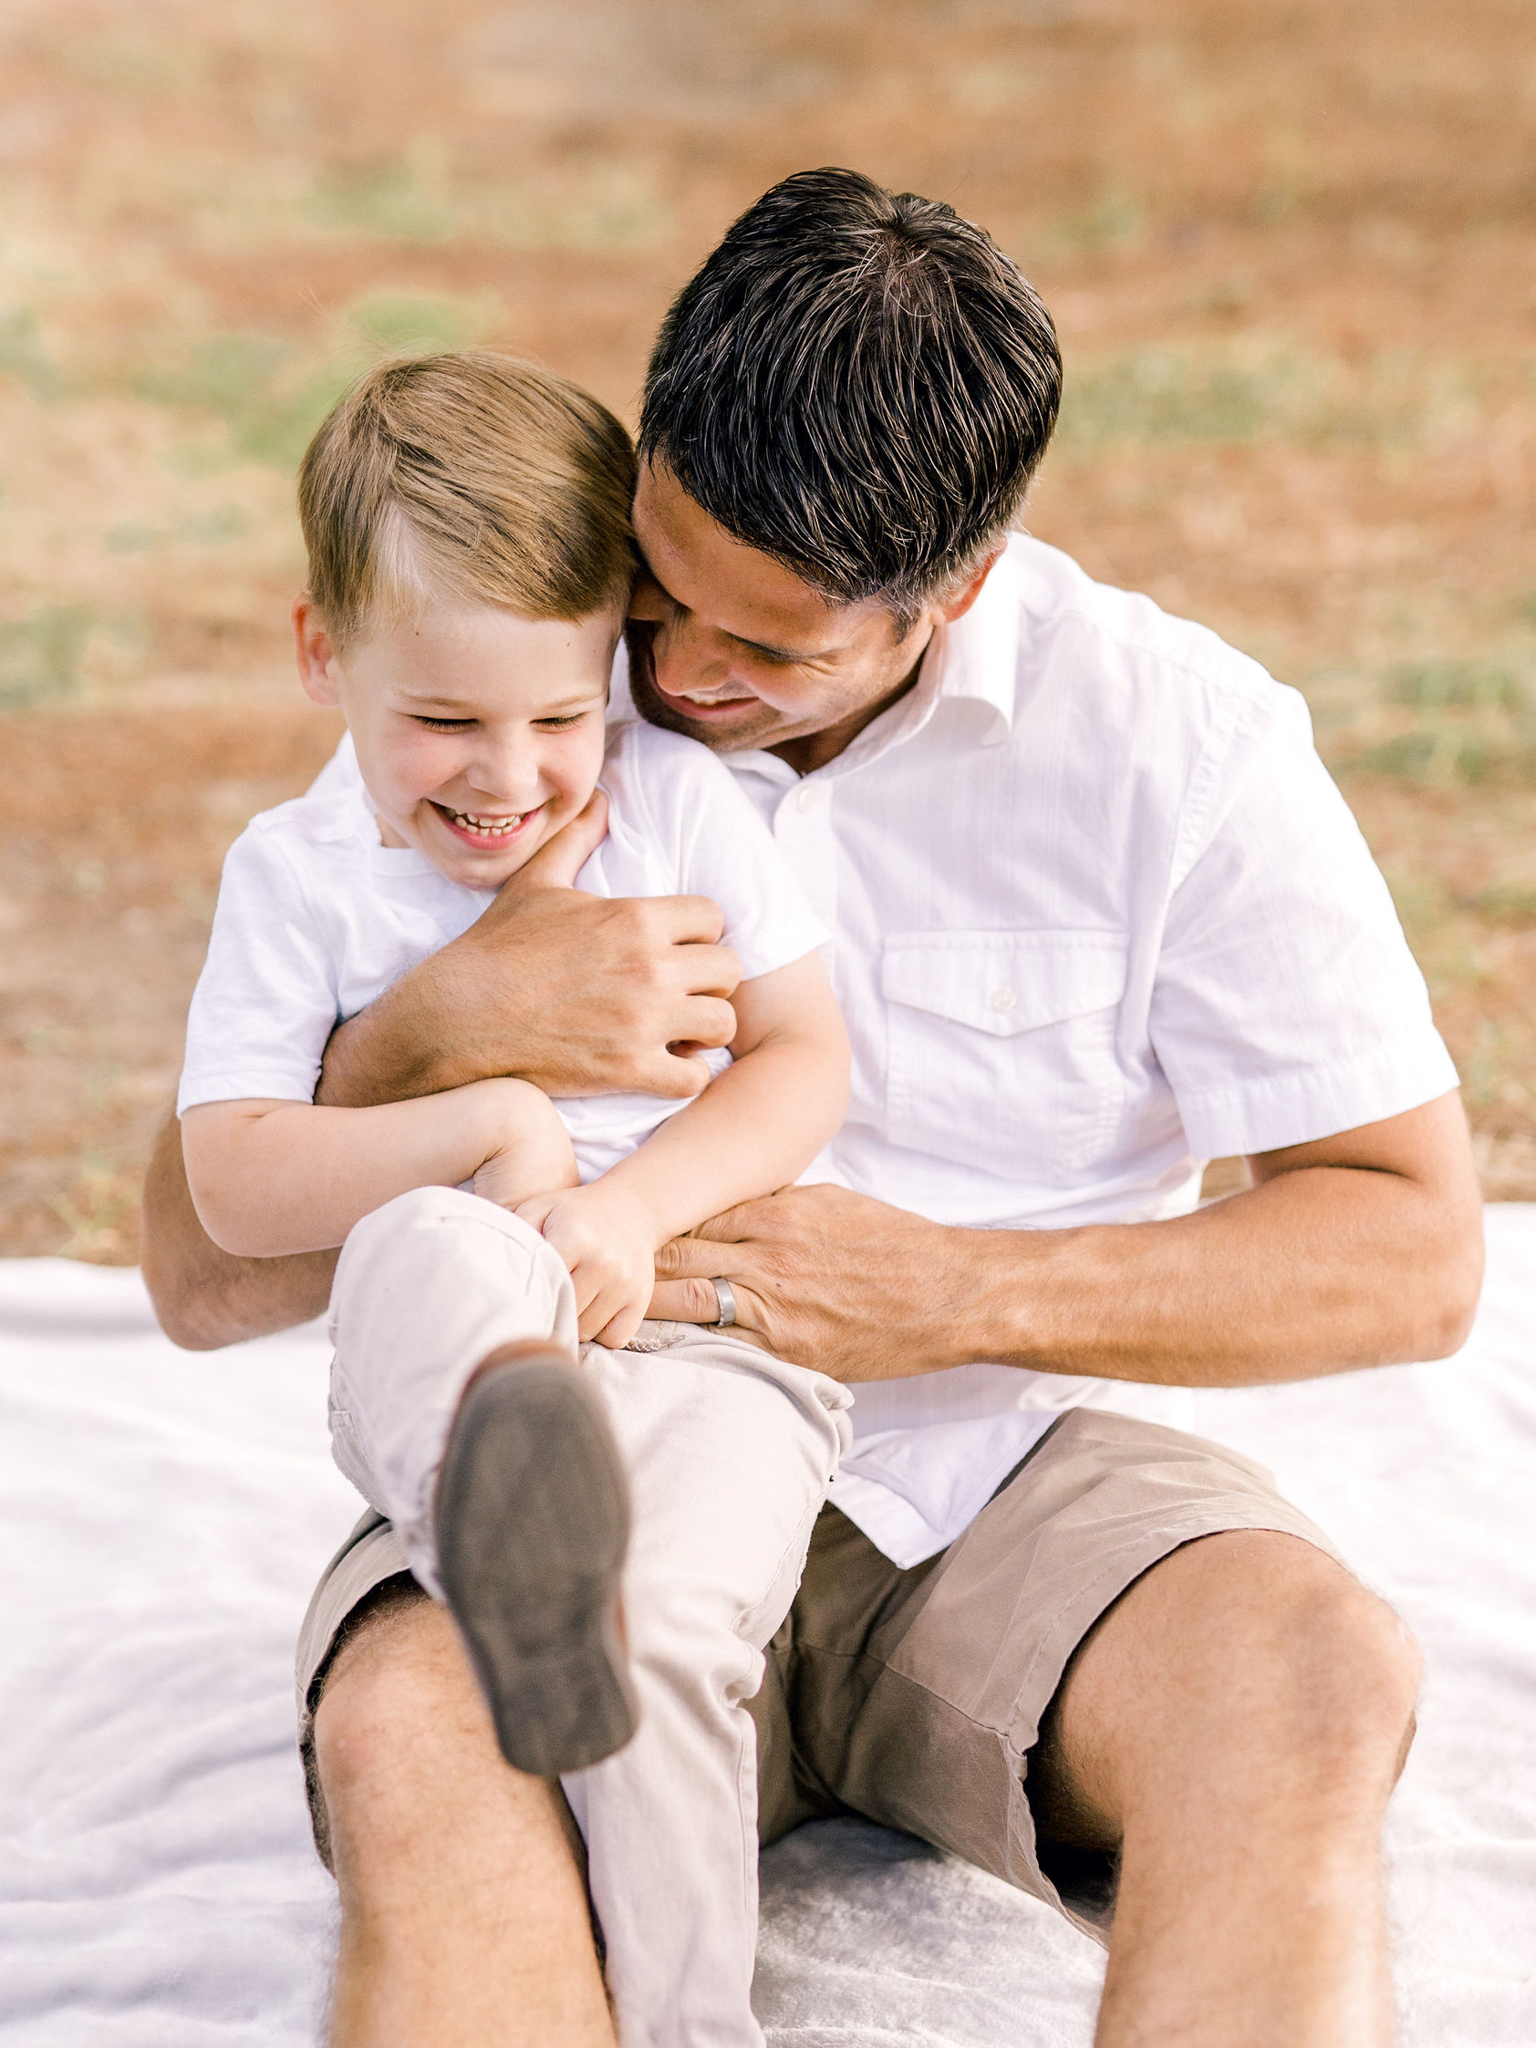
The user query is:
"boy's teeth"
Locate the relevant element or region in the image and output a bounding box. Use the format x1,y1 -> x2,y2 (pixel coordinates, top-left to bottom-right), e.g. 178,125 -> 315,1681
450,808 -> 523,835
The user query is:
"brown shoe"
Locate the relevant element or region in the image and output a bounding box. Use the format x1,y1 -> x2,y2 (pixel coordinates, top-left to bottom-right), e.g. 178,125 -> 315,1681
434,1350 -> 637,1776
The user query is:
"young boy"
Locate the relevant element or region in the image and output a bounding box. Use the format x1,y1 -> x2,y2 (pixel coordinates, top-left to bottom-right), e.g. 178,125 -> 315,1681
176,352 -> 852,2041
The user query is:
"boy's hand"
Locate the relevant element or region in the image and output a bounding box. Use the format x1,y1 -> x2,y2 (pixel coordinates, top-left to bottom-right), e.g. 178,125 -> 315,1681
470,1079 -> 580,1210
516,1181 -> 660,1349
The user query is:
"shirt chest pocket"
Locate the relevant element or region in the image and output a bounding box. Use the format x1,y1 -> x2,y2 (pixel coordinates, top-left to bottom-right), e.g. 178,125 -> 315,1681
881,930 -> 1129,1182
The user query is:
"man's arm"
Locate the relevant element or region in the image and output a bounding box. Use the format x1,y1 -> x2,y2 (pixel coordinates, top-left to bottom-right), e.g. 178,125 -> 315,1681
316,798 -> 739,1110
141,1108 -> 338,1348
142,802 -> 742,1348
648,1091 -> 1485,1386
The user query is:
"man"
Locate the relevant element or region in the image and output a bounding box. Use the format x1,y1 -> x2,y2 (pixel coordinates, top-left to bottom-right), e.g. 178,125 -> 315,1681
144,169 -> 1483,2047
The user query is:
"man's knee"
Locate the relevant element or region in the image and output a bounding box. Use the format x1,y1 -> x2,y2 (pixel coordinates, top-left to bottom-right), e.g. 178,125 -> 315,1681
311,1584 -> 480,1863
1039,1531 -> 1421,1837
1193,1534 -> 1422,1772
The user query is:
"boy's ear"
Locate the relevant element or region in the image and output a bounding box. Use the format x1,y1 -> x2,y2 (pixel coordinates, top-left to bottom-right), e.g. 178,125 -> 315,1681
293,594 -> 341,707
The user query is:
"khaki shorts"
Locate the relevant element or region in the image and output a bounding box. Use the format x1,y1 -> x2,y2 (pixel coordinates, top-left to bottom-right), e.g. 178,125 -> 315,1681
297,1405 -> 1342,1934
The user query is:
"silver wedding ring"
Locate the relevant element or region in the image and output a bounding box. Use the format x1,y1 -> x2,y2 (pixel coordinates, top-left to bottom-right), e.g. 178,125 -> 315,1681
709,1277 -> 738,1328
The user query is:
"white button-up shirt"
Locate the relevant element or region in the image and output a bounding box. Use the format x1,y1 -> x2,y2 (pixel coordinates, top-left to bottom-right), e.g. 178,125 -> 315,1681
319,535 -> 1456,1569
625,534 -> 1456,1565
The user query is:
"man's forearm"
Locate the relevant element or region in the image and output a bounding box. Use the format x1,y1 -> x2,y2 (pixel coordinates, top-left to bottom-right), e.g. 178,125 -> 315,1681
316,973 -> 480,1107
651,1095 -> 1485,1385
141,1111 -> 337,1349
949,1159 -> 1481,1386
917,1093 -> 1486,1385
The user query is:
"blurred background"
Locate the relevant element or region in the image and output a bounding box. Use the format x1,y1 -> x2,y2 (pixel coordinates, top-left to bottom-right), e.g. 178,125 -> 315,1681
1,0 -> 1533,1262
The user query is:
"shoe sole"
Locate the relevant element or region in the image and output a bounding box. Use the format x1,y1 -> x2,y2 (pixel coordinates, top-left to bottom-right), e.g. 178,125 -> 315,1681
434,1354 -> 637,1777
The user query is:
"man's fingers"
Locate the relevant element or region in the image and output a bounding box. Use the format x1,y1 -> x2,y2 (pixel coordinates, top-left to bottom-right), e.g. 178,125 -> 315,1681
645,894 -> 729,948
511,789 -> 609,891
650,1207 -> 766,1277
666,945 -> 742,1002
626,1050 -> 716,1101
652,1235 -> 727,1281
670,993 -> 740,1049
647,1275 -> 739,1325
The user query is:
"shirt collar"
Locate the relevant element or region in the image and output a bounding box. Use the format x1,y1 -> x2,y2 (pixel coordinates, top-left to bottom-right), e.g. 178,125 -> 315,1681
644,545 -> 1023,791
924,544 -> 1021,745
765,542 -> 1020,783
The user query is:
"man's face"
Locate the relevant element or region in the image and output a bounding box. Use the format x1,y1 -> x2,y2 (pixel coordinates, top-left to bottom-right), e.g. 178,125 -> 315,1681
627,460 -> 940,768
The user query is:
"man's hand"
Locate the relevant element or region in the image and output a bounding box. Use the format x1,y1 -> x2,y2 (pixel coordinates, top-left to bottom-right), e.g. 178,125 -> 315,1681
318,792 -> 743,1108
649,1096 -> 1486,1388
650,1184 -> 962,1380
143,791 -> 742,1351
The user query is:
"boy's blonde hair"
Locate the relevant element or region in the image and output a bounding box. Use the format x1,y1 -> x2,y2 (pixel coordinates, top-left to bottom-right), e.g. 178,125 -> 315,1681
297,350 -> 638,647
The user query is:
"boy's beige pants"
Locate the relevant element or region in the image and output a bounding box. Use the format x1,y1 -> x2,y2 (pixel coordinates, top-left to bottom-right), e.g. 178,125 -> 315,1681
319,1186 -> 853,2048
304,1187 -> 1343,2046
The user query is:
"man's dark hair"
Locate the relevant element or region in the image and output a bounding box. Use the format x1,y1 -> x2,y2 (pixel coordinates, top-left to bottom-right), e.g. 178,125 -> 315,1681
640,167 -> 1061,627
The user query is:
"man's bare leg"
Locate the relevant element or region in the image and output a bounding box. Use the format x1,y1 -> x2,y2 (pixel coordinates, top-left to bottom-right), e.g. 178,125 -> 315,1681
1031,1529 -> 1420,2048
313,1584 -> 615,2048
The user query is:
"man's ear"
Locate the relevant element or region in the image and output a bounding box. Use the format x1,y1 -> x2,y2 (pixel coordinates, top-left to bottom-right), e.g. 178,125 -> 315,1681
938,544 -> 1007,626
293,595 -> 342,708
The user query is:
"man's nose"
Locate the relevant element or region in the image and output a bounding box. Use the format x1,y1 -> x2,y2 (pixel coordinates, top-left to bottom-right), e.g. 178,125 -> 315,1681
652,611 -> 740,697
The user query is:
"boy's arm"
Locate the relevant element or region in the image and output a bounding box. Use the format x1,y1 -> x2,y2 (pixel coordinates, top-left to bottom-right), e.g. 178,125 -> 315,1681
519,952 -> 848,1344
597,953 -> 848,1241
142,800 -> 742,1350
141,1109 -> 339,1347
181,1078 -> 577,1259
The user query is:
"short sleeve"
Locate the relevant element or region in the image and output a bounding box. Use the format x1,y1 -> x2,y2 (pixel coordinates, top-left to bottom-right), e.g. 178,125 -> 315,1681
621,728 -> 828,980
176,824 -> 340,1113
1150,686 -> 1459,1157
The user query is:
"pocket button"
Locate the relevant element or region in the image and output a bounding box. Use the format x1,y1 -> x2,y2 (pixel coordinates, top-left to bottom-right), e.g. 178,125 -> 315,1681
989,985 -> 1018,1012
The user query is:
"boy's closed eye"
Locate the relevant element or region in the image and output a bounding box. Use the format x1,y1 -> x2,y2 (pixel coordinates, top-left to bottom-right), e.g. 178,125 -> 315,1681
409,711 -> 598,732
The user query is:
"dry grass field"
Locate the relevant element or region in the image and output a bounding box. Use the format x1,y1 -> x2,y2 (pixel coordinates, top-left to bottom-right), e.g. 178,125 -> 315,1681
2,0 -> 1534,1260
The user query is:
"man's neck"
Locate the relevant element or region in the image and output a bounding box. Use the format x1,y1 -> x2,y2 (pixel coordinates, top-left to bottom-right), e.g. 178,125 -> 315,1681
768,633 -> 934,777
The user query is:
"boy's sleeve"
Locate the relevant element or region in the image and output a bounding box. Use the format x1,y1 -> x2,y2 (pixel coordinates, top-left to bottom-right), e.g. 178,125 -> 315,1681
636,734 -> 828,980
176,823 -> 341,1113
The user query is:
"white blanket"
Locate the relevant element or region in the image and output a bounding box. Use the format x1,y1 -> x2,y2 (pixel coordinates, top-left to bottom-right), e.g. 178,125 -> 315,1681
2,1213 -> 1534,2047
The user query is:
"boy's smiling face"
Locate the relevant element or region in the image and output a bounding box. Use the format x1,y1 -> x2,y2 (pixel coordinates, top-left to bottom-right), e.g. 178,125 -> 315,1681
295,597 -> 618,889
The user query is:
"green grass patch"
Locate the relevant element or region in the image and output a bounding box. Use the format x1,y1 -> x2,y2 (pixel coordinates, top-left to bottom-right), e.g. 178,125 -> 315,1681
1340,720 -> 1536,787
133,333 -> 350,470
302,159 -> 671,254
1058,345 -> 1334,451
1471,884 -> 1536,927
0,309 -> 64,401
1054,343 -> 1497,455
1319,653 -> 1536,789
105,504 -> 253,553
305,164 -> 461,245
346,292 -> 486,355
1381,867 -> 1488,996
1390,658 -> 1529,713
0,607 -> 100,709
1033,188 -> 1147,260
131,293 -> 492,471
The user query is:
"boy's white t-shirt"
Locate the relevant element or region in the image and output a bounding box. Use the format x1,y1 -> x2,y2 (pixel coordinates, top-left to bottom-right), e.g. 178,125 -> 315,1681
177,721 -> 828,1181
